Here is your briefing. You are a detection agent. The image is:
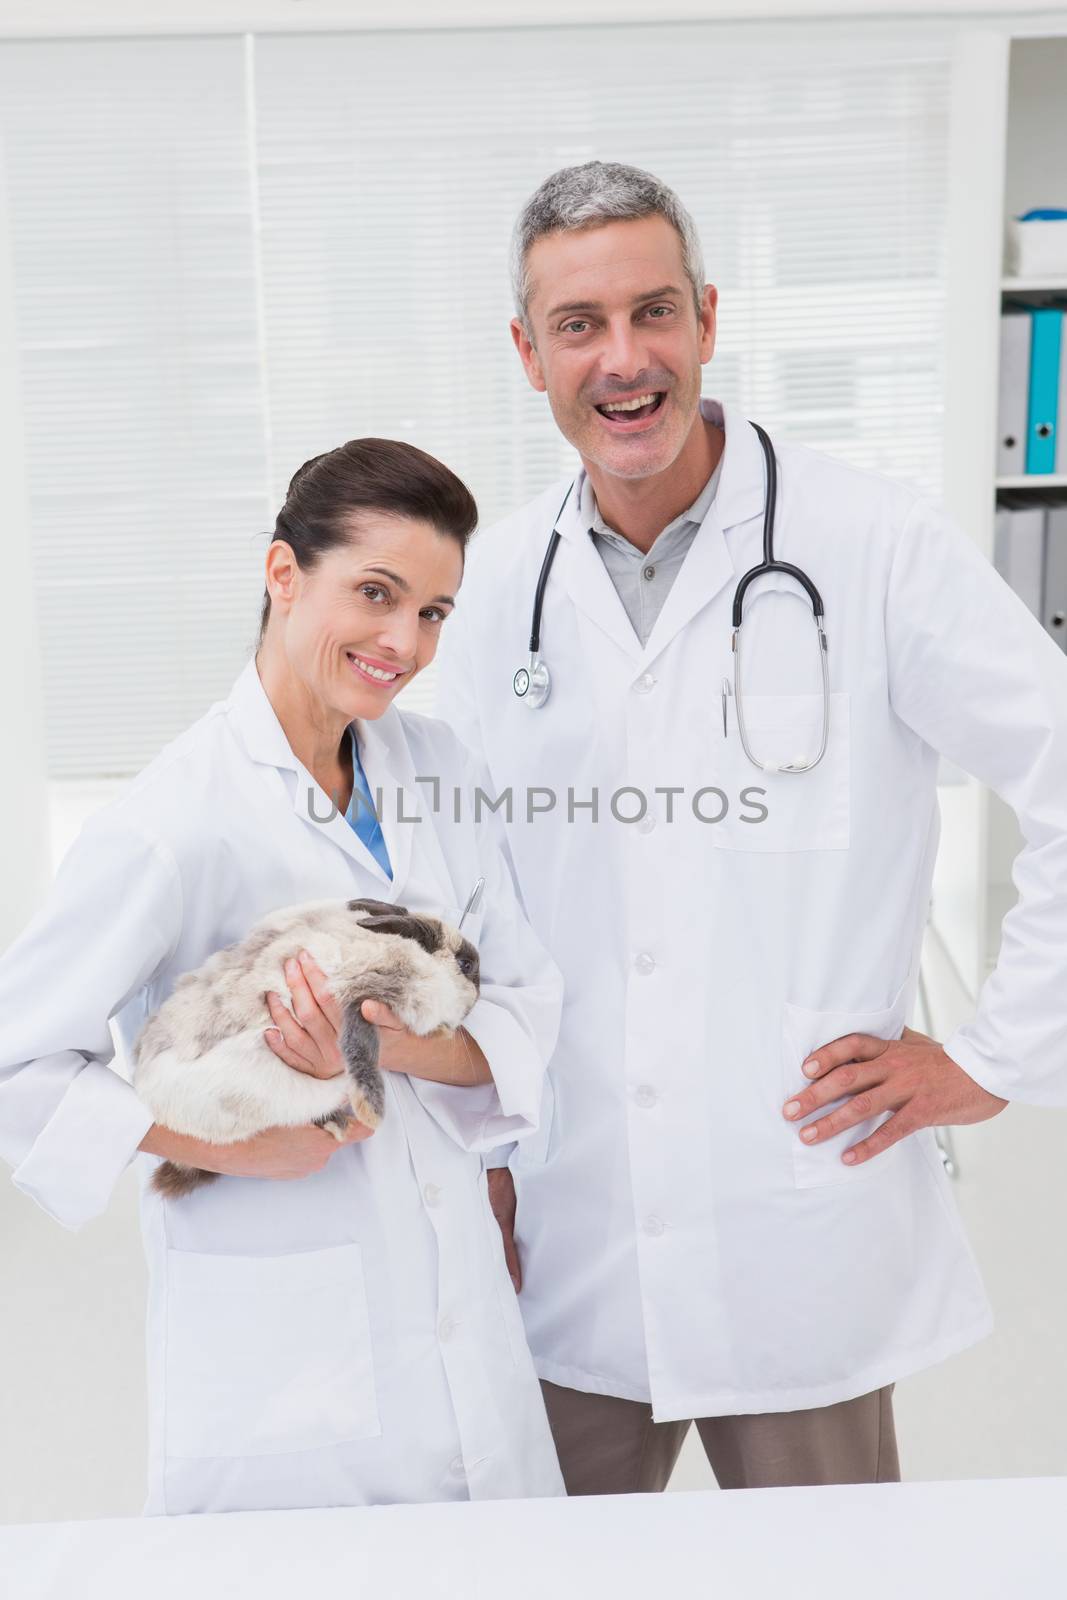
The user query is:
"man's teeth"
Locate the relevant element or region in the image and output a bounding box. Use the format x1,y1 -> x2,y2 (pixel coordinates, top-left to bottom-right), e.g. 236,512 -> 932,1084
348,653 -> 398,682
601,393 -> 659,414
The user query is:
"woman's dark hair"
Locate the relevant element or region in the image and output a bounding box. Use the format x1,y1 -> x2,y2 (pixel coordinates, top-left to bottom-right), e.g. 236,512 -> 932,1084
258,437 -> 478,639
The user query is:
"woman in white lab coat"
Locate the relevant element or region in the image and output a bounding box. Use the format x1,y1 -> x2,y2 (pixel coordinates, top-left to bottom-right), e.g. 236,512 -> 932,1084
0,438 -> 565,1515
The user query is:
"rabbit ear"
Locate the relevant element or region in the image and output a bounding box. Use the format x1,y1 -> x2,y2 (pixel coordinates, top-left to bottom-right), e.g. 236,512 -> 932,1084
347,897 -> 410,921
354,910 -> 444,957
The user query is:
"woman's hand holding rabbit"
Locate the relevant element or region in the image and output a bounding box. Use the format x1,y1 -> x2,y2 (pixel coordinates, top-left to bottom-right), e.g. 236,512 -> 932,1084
266,953 -> 492,1088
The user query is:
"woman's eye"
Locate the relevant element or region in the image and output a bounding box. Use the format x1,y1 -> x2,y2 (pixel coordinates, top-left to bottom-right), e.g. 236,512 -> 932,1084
359,584 -> 389,604
420,607 -> 447,625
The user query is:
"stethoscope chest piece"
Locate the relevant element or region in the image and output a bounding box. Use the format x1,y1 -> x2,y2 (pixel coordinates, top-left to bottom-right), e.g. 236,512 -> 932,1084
514,656 -> 551,708
514,492 -> 570,711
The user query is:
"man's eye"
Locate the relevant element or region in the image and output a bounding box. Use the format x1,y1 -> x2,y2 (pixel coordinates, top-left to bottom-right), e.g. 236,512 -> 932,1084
561,320 -> 589,335
646,305 -> 673,319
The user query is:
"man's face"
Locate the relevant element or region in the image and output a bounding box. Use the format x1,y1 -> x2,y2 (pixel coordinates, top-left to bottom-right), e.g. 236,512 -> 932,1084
512,214 -> 717,481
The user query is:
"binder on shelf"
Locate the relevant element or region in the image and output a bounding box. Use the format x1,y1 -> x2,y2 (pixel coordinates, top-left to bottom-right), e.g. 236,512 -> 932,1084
994,504 -> 1045,619
997,310 -> 1030,475
1026,308 -> 1062,474
1045,506 -> 1067,652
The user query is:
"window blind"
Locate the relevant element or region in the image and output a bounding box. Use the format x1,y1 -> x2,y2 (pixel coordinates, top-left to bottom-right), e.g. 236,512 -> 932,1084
2,20 -> 951,775
0,36 -> 270,778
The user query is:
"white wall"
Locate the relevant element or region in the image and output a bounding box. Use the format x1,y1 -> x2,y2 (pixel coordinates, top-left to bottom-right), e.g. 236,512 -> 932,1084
0,144 -> 49,948
0,0 -> 1065,36
1005,34 -> 1067,214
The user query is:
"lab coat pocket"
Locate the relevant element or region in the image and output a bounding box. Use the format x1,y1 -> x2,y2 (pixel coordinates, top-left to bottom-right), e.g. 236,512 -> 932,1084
719,692 -> 850,852
781,978 -> 910,1189
164,1243 -> 381,1459
446,900 -> 485,949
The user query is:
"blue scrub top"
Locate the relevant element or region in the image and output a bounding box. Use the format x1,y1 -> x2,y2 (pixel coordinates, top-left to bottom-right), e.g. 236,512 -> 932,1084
344,727 -> 392,880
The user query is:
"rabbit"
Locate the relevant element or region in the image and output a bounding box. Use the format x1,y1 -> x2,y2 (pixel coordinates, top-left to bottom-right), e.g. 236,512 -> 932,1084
132,897 -> 480,1198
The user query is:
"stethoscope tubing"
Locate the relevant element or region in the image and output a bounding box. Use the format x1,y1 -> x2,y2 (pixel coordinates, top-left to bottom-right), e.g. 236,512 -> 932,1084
514,421 -> 829,774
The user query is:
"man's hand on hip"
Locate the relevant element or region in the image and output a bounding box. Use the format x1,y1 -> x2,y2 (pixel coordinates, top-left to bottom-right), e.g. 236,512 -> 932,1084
782,1025 -> 1008,1167
488,1166 -> 522,1293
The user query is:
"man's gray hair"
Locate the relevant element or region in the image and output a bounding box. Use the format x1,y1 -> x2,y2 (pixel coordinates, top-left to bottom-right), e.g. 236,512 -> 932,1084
510,161 -> 705,330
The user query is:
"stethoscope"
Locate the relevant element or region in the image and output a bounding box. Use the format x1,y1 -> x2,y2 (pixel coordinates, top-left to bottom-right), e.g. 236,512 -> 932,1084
512,420 -> 829,775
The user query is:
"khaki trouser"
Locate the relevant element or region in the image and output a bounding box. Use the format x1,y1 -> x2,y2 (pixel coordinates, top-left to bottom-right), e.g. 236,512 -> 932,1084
540,1379 -> 900,1494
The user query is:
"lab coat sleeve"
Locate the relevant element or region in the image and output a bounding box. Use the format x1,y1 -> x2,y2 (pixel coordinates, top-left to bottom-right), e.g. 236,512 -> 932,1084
0,812 -> 183,1228
483,1143 -> 518,1170
886,495 -> 1067,1104
407,749 -> 563,1153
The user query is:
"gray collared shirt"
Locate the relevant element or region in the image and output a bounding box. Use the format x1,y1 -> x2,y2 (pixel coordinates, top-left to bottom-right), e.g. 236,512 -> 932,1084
582,435 -> 725,646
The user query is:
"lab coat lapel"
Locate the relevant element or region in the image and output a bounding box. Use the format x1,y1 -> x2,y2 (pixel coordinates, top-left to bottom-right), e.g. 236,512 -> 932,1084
289,756 -> 403,889
350,708 -> 417,897
553,496 -> 644,666
637,399 -> 767,673
225,657 -> 412,893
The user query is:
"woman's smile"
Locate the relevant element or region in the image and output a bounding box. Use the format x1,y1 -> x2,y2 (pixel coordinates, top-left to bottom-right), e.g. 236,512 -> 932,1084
345,649 -> 409,687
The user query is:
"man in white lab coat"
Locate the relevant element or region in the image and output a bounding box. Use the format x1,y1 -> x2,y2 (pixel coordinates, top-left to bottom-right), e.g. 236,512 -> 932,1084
435,162 -> 1067,1491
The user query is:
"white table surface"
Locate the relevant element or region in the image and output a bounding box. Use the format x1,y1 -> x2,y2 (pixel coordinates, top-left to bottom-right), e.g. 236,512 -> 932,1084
3,1478 -> 1066,1600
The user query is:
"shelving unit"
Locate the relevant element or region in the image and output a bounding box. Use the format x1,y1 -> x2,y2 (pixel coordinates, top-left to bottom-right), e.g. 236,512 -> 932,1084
931,27 -> 1067,1006
995,475 -> 1067,490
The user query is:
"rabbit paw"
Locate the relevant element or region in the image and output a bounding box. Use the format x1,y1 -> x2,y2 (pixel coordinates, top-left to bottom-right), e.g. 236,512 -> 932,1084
349,1090 -> 383,1130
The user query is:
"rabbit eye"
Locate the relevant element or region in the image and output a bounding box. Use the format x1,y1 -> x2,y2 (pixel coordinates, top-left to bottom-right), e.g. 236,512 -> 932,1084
458,954 -> 474,977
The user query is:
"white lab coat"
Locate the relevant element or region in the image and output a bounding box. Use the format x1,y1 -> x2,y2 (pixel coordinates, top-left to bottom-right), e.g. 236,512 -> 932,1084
0,658 -> 565,1512
435,395 -> 1067,1421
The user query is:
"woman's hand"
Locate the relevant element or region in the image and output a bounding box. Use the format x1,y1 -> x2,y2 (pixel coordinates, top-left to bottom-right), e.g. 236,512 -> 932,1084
266,953 -> 493,1087
264,953 -> 345,1079
139,1118 -> 373,1180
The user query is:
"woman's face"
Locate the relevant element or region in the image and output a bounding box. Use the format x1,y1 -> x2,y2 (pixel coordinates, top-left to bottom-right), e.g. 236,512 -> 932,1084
267,513 -> 464,721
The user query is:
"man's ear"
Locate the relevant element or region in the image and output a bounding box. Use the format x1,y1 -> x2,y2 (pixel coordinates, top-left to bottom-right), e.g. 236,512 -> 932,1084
510,317 -> 547,393
698,283 -> 718,367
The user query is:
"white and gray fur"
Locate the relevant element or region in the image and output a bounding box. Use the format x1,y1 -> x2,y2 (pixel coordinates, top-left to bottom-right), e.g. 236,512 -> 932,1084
133,898 -> 480,1198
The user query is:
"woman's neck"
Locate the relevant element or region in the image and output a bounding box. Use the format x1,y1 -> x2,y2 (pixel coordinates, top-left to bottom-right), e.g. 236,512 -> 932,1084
255,642 -> 354,813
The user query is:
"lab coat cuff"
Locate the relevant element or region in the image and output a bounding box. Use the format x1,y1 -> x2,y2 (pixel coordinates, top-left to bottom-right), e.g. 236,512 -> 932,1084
463,996 -> 543,1130
484,1143 -> 518,1170
407,999 -> 544,1154
942,1029 -> 1023,1105
13,1061 -> 154,1230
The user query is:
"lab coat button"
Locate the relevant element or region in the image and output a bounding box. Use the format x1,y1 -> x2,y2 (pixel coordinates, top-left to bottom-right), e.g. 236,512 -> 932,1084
637,814 -> 657,834
449,1455 -> 465,1477
633,952 -> 657,975
438,1315 -> 457,1342
423,1182 -> 442,1207
634,673 -> 657,694
643,1215 -> 665,1237
635,1085 -> 658,1108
